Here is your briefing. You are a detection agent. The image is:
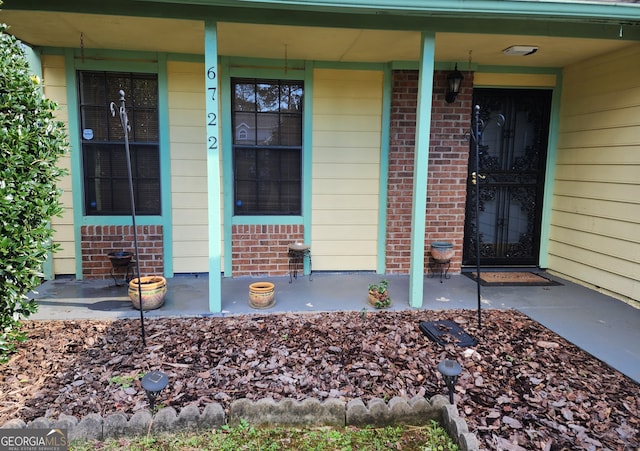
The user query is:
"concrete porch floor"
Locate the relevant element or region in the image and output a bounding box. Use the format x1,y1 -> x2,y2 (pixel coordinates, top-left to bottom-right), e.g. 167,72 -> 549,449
29,271 -> 639,384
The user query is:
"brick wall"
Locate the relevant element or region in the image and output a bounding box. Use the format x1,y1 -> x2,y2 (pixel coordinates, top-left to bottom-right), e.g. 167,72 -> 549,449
81,225 -> 164,279
386,70 -> 473,274
232,224 -> 304,276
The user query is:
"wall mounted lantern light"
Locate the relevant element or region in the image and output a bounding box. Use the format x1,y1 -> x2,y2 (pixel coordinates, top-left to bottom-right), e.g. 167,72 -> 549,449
445,64 -> 464,104
141,370 -> 169,410
437,359 -> 462,404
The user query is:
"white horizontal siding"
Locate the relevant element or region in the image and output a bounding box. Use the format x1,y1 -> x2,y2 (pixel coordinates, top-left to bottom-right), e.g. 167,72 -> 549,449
550,44 -> 640,303
168,61 -> 217,273
311,68 -> 383,271
43,55 -> 76,275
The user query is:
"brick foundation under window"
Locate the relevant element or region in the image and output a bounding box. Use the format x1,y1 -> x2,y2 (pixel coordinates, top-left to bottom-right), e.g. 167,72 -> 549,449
386,70 -> 473,274
232,224 -> 304,277
81,225 -> 164,279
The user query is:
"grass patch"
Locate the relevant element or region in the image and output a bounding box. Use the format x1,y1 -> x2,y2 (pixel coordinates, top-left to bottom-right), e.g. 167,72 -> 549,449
71,419 -> 459,450
108,373 -> 143,389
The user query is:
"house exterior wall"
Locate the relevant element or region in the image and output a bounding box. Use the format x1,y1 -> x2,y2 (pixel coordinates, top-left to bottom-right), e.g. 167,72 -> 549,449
229,68 -> 384,275
474,73 -> 557,88
43,54 -> 182,280
81,225 -> 164,278
386,70 -> 473,274
231,225 -> 303,276
47,62 -> 475,278
551,44 -> 640,303
42,55 -> 76,275
311,68 -> 383,271
167,61 -> 213,274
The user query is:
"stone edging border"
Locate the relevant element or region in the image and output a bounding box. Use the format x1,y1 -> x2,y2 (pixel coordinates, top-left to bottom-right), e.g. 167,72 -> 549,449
1,395 -> 479,451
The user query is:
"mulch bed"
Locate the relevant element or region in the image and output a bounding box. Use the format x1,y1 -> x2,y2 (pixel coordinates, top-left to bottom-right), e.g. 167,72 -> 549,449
0,310 -> 638,450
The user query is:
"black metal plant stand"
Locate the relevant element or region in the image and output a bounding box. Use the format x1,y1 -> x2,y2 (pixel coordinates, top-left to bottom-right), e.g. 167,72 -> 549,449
107,251 -> 136,287
428,258 -> 451,281
287,243 -> 312,283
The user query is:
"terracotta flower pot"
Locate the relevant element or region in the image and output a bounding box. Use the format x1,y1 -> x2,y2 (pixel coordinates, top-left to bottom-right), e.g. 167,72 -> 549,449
368,280 -> 392,309
368,290 -> 392,308
249,282 -> 276,309
128,276 -> 167,311
431,242 -> 454,262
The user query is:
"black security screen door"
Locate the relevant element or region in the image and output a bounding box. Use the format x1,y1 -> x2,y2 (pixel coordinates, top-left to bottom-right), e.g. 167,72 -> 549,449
463,89 -> 552,266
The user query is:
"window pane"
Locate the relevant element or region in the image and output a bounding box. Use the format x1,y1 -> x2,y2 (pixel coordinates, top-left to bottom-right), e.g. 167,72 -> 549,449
108,108 -> 127,142
281,150 -> 301,179
132,76 -> 158,108
235,148 -> 257,180
136,179 -> 161,212
256,113 -> 279,145
133,145 -> 160,177
234,112 -> 256,144
112,181 -> 132,213
80,106 -> 109,141
281,181 -> 301,212
256,82 -> 279,112
280,83 -> 303,111
235,181 -> 256,213
257,180 -> 280,212
234,82 -> 256,111
133,109 -> 159,141
106,74 -> 132,103
279,114 -> 302,146
78,72 -> 106,105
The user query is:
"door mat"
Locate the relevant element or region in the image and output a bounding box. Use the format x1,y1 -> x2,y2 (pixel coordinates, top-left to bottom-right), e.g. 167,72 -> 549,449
419,320 -> 478,347
464,271 -> 561,286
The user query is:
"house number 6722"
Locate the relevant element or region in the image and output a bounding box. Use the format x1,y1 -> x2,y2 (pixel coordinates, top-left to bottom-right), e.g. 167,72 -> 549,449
207,66 -> 218,150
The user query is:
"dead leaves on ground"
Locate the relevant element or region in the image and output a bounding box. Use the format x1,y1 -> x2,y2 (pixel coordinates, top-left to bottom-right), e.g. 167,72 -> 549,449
0,310 -> 638,450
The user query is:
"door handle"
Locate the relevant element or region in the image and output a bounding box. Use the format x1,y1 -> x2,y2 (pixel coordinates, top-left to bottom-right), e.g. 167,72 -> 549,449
471,172 -> 486,185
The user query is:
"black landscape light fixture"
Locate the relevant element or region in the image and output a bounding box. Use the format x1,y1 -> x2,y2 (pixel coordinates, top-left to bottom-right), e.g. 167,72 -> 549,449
141,370 -> 169,410
445,64 -> 464,103
437,359 -> 462,404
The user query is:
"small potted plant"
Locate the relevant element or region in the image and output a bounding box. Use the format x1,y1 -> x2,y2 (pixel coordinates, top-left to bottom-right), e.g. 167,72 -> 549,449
368,279 -> 391,309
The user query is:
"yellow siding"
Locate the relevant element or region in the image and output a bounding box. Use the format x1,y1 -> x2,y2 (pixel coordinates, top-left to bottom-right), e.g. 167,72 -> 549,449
168,61 -> 219,273
311,69 -> 383,270
550,44 -> 640,303
474,73 -> 556,87
42,55 -> 76,275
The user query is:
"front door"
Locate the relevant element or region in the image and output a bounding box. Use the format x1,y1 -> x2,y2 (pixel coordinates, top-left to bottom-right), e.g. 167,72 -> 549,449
463,89 -> 552,266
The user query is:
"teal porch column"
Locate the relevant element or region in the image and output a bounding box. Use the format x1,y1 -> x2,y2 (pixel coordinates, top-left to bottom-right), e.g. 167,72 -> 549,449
409,32 -> 435,308
205,20 -> 222,312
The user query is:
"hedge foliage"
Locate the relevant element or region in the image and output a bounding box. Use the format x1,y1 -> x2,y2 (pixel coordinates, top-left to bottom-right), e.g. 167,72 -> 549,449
0,23 -> 68,363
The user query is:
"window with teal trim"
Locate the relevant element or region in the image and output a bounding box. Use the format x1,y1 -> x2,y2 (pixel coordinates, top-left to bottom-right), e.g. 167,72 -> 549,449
78,71 -> 160,215
232,78 -> 303,215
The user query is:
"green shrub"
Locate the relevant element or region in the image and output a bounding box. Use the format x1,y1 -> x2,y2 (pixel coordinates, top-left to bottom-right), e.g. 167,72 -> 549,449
0,23 -> 68,363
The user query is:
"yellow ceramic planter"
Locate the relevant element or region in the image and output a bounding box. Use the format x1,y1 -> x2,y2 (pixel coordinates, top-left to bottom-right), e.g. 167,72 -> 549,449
128,276 -> 167,311
248,282 -> 276,309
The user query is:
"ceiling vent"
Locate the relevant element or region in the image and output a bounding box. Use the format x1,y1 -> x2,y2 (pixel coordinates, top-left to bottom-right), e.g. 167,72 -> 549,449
503,45 -> 538,56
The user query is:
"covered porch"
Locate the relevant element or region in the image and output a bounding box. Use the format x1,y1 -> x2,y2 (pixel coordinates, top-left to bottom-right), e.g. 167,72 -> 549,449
3,1 -> 640,312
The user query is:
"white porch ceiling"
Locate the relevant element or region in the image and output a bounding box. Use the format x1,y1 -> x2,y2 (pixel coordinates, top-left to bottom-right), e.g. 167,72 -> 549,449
1,10 -> 635,67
